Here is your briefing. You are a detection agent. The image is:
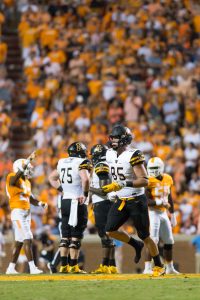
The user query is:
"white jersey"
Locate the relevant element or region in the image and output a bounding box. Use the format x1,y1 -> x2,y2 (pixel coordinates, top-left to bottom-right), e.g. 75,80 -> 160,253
90,161 -> 110,204
106,148 -> 145,198
57,157 -> 91,199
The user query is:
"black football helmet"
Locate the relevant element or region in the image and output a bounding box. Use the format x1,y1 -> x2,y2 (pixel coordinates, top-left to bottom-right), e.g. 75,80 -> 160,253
90,144 -> 107,165
109,125 -> 132,149
67,142 -> 87,158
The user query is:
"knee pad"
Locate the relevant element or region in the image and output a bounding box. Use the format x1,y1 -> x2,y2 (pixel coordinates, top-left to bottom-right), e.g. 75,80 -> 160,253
69,240 -> 81,250
59,239 -> 70,248
101,237 -> 114,248
164,244 -> 173,250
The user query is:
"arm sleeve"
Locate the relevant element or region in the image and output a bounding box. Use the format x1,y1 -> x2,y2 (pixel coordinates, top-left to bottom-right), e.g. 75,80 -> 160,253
79,159 -> 92,171
130,150 -> 145,167
95,162 -> 110,180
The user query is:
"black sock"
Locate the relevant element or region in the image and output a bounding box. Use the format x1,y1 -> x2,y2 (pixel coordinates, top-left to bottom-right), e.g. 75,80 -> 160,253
51,249 -> 60,268
102,258 -> 109,266
152,255 -> 162,267
70,259 -> 78,267
61,256 -> 68,266
128,237 -> 140,249
109,259 -> 116,267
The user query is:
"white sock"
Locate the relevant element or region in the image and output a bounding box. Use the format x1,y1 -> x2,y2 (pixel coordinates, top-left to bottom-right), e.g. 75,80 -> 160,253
8,262 -> 16,269
28,260 -> 36,269
166,261 -> 173,268
144,261 -> 152,269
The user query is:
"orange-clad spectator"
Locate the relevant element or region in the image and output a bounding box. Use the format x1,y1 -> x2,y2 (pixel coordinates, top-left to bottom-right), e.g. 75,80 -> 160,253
20,25 -> 39,48
40,26 -> 59,49
0,43 -> 7,63
47,46 -> 67,64
193,15 -> 200,33
3,0 -> 14,7
88,76 -> 102,96
0,13 -> 5,24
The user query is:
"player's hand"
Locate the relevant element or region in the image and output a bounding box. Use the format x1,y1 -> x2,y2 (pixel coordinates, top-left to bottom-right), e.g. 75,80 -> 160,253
155,199 -> 163,206
77,196 -> 87,205
102,182 -> 125,193
171,213 -> 177,227
107,192 -> 117,202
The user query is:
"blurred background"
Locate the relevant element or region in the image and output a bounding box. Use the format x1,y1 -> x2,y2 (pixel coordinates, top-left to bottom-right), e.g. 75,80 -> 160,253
0,0 -> 199,274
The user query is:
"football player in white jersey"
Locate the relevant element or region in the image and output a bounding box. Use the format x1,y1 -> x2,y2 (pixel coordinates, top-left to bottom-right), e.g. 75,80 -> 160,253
90,144 -> 118,274
143,157 -> 179,275
100,125 -> 165,276
49,142 -> 91,274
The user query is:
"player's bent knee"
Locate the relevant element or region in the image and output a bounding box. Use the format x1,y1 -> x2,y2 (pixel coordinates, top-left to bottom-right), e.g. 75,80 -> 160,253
59,239 -> 70,248
69,240 -> 81,250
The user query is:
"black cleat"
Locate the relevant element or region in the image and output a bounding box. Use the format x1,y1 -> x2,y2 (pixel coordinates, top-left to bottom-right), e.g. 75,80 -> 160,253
47,263 -> 57,274
134,241 -> 144,264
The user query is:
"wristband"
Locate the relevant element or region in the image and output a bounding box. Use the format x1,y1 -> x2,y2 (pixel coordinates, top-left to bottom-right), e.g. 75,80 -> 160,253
57,186 -> 63,192
84,191 -> 89,197
38,201 -> 43,207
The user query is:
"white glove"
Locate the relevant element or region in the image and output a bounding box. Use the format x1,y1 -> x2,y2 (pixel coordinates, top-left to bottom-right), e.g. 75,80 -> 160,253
171,213 -> 177,227
108,192 -> 117,202
155,198 -> 163,206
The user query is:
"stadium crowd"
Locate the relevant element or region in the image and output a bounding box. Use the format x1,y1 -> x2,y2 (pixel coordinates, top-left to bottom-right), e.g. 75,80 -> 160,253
0,0 -> 200,265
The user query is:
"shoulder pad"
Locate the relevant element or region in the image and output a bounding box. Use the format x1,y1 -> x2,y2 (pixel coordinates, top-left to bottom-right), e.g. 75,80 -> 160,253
130,149 -> 145,167
95,162 -> 109,176
79,159 -> 92,171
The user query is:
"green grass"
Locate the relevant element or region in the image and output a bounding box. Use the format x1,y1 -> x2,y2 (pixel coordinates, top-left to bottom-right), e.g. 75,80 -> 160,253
1,279 -> 200,300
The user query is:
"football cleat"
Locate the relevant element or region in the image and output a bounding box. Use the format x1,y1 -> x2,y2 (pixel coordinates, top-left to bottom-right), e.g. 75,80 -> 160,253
59,265 -> 70,273
143,269 -> 153,275
166,267 -> 180,275
6,268 -> 19,275
109,266 -> 119,274
69,265 -> 87,274
152,266 -> 165,277
30,267 -> 43,274
47,263 -> 57,274
91,264 -> 111,274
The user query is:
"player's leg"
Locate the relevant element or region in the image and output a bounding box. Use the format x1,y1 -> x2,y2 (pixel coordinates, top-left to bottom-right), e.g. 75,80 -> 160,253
69,203 -> 88,273
59,200 -> 71,273
6,219 -> 23,274
23,212 -> 43,274
129,196 -> 164,276
160,213 -> 179,274
143,210 -> 160,274
48,220 -> 61,273
92,200 -> 116,274
105,198 -> 144,264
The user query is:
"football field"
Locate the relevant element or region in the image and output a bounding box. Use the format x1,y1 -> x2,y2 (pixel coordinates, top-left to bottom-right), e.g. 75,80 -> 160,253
0,274 -> 200,300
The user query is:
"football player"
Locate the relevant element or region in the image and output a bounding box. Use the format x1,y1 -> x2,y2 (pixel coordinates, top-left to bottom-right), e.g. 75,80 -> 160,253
90,144 -> 117,274
143,157 -> 179,275
6,157 -> 47,274
49,142 -> 91,274
101,125 -> 165,276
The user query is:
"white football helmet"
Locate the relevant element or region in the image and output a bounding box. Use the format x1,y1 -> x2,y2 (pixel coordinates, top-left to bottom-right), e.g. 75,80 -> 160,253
147,157 -> 164,177
13,159 -> 34,178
